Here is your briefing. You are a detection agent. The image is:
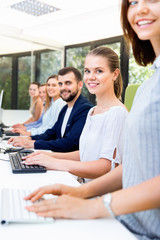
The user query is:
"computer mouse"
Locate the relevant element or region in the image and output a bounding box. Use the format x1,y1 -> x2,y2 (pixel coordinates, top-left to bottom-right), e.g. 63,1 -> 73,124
19,149 -> 34,154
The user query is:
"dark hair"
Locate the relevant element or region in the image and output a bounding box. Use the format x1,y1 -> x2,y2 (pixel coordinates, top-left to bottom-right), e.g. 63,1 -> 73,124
87,47 -> 123,99
45,74 -> 58,111
58,67 -> 82,83
30,82 -> 40,88
120,0 -> 155,66
40,83 -> 46,87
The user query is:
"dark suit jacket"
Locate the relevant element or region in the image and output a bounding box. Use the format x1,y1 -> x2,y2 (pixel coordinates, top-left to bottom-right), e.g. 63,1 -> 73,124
31,94 -> 93,152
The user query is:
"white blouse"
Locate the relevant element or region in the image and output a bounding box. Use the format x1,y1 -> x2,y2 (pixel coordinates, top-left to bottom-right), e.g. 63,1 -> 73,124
80,106 -> 128,174
30,98 -> 66,135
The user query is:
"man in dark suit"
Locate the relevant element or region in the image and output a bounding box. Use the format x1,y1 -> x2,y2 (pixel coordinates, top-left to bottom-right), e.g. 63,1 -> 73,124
9,67 -> 93,152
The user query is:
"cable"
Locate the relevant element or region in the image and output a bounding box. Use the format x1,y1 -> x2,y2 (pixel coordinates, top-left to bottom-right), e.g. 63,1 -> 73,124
0,147 -> 24,154
0,159 -> 10,162
0,148 -> 6,154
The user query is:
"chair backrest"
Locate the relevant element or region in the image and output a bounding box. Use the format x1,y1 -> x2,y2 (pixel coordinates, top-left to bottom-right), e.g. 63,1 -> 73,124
124,84 -> 141,111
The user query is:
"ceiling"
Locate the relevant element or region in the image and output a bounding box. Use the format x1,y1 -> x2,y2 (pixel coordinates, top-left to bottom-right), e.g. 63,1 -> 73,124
0,0 -> 122,55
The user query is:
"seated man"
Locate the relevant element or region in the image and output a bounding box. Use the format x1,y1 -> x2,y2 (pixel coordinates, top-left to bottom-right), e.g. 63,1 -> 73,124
8,67 -> 93,152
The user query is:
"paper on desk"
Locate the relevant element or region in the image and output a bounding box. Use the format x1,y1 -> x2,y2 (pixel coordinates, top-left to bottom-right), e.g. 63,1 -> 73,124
0,153 -> 9,161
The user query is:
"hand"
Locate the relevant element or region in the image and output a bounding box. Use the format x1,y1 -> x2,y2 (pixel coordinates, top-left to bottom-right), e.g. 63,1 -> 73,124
8,136 -> 34,148
22,152 -> 58,169
12,128 -> 31,136
24,184 -> 78,202
26,195 -> 108,219
22,150 -> 53,160
12,123 -> 25,129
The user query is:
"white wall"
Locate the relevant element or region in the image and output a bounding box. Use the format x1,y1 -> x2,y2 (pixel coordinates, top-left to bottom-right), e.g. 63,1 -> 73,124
1,109 -> 30,126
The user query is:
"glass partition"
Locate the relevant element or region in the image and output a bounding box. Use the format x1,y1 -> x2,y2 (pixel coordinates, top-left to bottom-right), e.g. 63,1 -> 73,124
66,46 -> 91,98
98,42 -> 121,57
129,50 -> 154,84
0,56 -> 12,109
39,50 -> 62,83
0,49 -> 62,109
18,55 -> 35,109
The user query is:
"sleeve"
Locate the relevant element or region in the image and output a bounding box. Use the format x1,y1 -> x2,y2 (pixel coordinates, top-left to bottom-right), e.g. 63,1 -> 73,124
34,105 -> 91,152
30,99 -> 66,135
31,121 -> 57,141
99,108 -> 128,165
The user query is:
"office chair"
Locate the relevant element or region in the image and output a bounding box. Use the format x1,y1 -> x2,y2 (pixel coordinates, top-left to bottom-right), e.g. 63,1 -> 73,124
124,83 -> 141,111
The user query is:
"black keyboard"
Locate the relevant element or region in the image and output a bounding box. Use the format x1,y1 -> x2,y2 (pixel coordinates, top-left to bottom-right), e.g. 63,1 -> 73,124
4,130 -> 20,136
9,152 -> 47,174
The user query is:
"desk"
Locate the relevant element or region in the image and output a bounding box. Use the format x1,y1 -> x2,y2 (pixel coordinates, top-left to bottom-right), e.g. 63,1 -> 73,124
0,144 -> 137,240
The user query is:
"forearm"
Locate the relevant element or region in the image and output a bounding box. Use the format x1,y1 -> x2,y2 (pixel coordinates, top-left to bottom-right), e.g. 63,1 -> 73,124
24,117 -> 35,125
111,174 -> 160,216
34,107 -> 43,121
75,165 -> 123,199
51,151 -> 80,161
53,159 -> 111,179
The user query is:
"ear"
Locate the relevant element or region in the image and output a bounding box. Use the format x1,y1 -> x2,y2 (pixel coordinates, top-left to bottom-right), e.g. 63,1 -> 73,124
78,81 -> 83,90
113,69 -> 120,81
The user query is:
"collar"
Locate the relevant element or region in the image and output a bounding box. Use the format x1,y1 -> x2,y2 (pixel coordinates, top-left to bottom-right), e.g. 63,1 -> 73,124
151,55 -> 160,69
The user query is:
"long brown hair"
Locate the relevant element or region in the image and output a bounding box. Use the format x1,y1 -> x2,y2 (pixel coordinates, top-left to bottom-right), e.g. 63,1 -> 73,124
120,0 -> 155,66
87,47 -> 123,99
44,75 -> 58,111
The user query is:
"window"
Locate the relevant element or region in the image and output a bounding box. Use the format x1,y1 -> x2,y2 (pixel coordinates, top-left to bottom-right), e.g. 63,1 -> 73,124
66,46 -> 91,99
0,49 -> 62,109
18,55 -> 35,109
129,50 -> 154,84
0,57 -> 12,109
98,42 -> 121,58
39,50 -> 62,83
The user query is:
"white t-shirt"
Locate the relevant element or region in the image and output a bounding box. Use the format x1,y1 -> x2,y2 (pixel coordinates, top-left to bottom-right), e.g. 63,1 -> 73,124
61,107 -> 73,137
80,106 -> 128,181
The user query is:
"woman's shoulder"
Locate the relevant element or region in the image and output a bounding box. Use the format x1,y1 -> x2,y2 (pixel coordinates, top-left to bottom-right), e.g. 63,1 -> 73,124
108,105 -> 128,118
33,96 -> 42,104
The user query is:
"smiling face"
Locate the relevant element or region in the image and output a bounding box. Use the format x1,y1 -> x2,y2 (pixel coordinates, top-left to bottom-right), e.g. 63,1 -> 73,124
29,84 -> 39,98
46,78 -> 60,100
39,85 -> 46,102
58,72 -> 83,103
83,55 -> 118,97
127,0 -> 160,52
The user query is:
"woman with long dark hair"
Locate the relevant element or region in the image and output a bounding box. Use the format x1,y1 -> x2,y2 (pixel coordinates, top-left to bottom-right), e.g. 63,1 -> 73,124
25,1 -> 160,239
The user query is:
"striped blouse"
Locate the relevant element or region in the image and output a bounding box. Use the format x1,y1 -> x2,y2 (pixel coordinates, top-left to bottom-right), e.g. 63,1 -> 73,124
118,55 -> 160,240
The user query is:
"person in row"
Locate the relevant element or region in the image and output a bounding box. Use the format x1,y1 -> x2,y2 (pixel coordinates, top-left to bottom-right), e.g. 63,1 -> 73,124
13,84 -> 47,132
22,47 -> 128,183
12,82 -> 43,128
8,67 -> 93,152
24,0 -> 160,239
13,75 -> 66,136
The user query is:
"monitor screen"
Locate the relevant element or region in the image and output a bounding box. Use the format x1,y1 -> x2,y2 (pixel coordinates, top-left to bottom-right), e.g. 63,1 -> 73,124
0,89 -> 4,109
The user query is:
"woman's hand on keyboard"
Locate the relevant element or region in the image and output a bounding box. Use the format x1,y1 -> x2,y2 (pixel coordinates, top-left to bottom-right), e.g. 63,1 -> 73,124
22,150 -> 53,160
24,184 -> 79,202
22,152 -> 56,169
25,194 -> 107,220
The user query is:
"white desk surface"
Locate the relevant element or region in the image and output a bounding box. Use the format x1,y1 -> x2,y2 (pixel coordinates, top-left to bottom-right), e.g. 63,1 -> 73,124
0,144 -> 137,240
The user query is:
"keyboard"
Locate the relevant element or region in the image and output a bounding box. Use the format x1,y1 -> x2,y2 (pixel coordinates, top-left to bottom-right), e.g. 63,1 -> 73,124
9,151 -> 47,174
4,130 -> 20,136
0,188 -> 54,224
0,127 -> 20,136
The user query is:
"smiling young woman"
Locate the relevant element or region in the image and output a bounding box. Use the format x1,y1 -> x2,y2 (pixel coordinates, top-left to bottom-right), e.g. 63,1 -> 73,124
23,1 -> 160,239
21,47 -> 128,183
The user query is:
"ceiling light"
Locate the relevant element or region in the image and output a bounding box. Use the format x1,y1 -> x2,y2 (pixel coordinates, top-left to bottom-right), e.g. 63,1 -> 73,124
10,0 -> 60,17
